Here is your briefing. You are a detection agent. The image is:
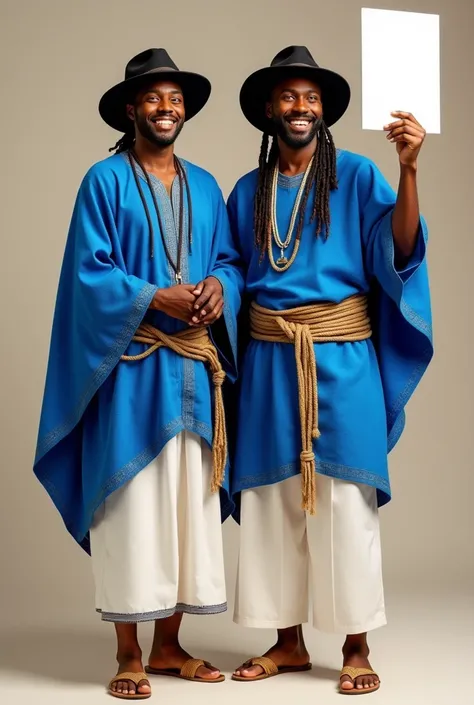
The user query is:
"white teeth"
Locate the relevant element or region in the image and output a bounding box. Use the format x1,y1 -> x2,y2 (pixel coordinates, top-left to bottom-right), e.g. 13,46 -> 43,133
154,120 -> 174,127
290,120 -> 310,126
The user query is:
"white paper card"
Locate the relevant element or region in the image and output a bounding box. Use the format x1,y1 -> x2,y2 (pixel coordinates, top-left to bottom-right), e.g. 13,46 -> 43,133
361,8 -> 440,133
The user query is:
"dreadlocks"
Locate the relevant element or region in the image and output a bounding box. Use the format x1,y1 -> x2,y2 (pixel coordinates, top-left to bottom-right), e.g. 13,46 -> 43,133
254,121 -> 338,259
109,131 -> 135,154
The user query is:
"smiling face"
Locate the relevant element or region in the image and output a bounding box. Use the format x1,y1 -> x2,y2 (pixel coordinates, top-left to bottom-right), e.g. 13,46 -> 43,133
267,77 -> 324,149
127,80 -> 185,147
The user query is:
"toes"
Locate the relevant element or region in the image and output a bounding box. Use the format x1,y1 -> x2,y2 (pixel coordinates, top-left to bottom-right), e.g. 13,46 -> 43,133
241,666 -> 263,678
197,666 -> 220,680
112,678 -> 150,695
355,677 -> 373,689
208,669 -> 221,680
137,680 -> 151,694
340,677 -> 355,691
234,663 -> 265,679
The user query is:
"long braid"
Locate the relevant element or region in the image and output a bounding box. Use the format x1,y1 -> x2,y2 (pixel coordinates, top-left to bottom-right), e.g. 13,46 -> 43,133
253,120 -> 338,257
254,134 -> 279,259
311,122 -> 337,236
253,133 -> 270,253
109,131 -> 135,154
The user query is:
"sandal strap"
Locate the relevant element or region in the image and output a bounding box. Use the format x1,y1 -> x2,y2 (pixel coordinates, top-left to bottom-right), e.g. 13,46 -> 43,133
340,666 -> 379,682
109,672 -> 149,688
180,658 -> 206,679
250,656 -> 279,676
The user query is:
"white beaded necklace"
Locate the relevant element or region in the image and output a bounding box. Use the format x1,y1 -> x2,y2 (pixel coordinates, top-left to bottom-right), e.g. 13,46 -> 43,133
268,157 -> 314,273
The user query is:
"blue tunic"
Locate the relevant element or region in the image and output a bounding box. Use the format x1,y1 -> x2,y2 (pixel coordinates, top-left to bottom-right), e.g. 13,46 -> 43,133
227,149 -> 433,510
34,153 -> 243,552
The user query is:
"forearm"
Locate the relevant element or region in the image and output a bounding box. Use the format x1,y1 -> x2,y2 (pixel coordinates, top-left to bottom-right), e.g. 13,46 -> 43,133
392,164 -> 420,262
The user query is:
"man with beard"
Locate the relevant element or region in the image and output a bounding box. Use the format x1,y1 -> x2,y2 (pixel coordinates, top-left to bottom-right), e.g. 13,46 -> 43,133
34,48 -> 242,699
227,46 -> 432,694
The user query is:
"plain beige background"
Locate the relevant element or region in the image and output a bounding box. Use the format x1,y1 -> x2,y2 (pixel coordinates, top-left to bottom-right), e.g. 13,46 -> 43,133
0,0 -> 473,702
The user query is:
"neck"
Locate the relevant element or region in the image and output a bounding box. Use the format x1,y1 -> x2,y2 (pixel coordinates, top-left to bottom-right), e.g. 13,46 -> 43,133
277,136 -> 317,176
133,135 -> 175,172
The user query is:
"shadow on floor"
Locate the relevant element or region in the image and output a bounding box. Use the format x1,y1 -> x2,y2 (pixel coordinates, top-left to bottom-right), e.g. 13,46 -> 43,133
0,627 -> 340,687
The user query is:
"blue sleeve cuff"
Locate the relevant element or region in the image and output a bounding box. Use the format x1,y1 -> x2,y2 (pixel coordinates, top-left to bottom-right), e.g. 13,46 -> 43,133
395,225 -> 427,283
380,214 -> 428,294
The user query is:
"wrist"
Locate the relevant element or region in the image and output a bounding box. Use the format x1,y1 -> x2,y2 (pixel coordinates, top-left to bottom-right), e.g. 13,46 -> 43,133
150,288 -> 164,311
400,162 -> 418,176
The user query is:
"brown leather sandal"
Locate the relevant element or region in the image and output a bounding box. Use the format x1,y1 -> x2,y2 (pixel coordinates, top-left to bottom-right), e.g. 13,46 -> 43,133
339,666 -> 380,695
108,672 -> 151,700
232,655 -> 312,681
145,657 -> 225,682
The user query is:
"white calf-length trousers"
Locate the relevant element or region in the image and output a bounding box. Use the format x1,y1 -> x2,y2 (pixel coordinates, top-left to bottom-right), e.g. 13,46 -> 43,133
234,473 -> 386,634
90,431 -> 226,623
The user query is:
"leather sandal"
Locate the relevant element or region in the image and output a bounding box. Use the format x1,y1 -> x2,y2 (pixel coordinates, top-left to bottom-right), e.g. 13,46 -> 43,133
146,657 -> 225,682
339,666 -> 380,695
108,672 -> 151,700
232,655 -> 312,681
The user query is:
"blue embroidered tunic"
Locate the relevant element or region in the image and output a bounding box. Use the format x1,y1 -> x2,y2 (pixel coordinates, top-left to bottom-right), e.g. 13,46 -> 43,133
34,153 -> 243,551
227,149 -> 433,510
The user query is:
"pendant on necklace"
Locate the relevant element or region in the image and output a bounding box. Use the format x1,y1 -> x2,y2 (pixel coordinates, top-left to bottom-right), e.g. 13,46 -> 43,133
276,249 -> 288,265
175,272 -> 182,284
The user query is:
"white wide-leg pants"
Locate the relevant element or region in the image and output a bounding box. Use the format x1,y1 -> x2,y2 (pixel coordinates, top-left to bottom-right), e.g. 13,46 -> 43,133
90,431 -> 226,622
234,473 -> 386,634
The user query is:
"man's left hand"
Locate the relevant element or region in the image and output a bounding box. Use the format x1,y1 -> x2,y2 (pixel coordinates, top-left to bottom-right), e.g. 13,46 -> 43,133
191,276 -> 224,325
384,112 -> 426,168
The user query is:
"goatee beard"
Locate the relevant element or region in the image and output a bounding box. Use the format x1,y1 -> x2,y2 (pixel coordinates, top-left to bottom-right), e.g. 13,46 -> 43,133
136,114 -> 184,147
273,115 -> 323,149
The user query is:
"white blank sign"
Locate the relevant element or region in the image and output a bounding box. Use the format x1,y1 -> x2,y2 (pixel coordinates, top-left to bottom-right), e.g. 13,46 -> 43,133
361,8 -> 440,133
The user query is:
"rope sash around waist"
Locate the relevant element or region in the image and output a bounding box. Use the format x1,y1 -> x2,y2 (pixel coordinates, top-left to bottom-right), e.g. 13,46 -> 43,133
121,324 -> 226,494
250,294 -> 372,515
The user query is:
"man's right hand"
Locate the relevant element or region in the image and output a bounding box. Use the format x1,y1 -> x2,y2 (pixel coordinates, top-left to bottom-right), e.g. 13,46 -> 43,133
150,285 -> 197,323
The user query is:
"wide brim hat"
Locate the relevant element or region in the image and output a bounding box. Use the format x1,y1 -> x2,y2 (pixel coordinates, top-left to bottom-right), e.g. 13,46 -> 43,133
240,45 -> 351,133
99,48 -> 211,133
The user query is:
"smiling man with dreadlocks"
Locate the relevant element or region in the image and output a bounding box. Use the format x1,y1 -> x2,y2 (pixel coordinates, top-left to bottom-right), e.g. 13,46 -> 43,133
227,46 -> 433,694
33,48 -> 243,699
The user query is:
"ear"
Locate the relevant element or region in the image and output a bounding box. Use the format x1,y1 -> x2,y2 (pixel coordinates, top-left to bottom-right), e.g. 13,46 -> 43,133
265,101 -> 273,120
126,104 -> 135,123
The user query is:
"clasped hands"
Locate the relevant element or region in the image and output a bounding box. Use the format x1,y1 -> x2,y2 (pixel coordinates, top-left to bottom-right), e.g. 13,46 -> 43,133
151,276 -> 224,326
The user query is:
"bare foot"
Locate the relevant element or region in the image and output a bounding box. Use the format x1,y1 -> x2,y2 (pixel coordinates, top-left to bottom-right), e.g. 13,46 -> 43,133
148,643 -> 221,681
111,654 -> 151,697
234,626 -> 310,679
340,634 -> 379,692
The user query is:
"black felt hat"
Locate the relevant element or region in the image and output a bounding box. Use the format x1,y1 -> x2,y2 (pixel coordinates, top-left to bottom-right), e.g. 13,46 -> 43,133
99,48 -> 211,133
240,45 -> 351,132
